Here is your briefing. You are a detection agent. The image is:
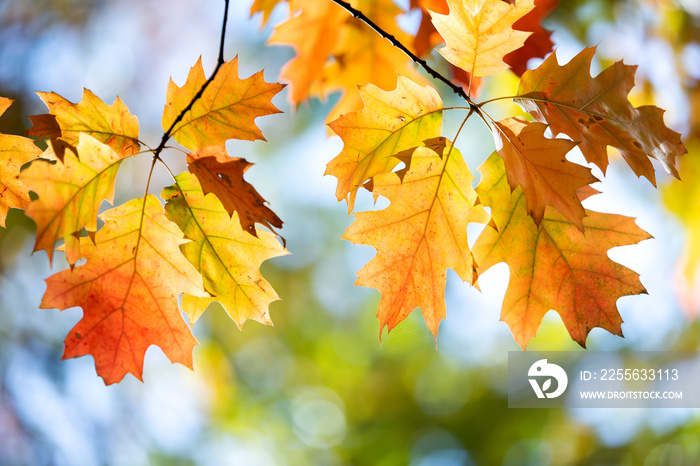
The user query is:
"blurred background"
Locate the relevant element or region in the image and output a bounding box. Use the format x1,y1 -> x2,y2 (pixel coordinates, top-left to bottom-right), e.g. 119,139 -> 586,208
1,0 -> 700,464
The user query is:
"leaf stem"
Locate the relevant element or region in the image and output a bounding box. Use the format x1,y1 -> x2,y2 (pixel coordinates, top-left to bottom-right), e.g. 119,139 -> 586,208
329,0 -> 480,114
478,95 -> 520,106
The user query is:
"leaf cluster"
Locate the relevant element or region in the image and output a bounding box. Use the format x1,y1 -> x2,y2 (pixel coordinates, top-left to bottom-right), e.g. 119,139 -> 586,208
0,0 -> 687,383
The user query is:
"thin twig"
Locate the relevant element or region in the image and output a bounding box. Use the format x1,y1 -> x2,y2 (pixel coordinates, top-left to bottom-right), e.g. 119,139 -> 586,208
153,0 -> 231,160
330,0 -> 480,113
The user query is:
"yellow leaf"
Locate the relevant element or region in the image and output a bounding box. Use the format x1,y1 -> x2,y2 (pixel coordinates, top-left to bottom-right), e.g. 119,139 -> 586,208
35,89 -> 140,159
327,76 -> 443,210
162,172 -> 288,327
430,0 -> 534,77
0,97 -> 42,227
20,134 -> 129,265
162,57 -> 285,151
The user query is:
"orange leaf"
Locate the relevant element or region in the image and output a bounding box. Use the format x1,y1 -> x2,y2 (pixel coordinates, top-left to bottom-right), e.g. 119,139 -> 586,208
344,139 -> 489,337
40,195 -> 207,384
162,57 -> 285,151
429,0 -> 534,77
493,116 -> 597,231
410,0 -> 448,56
503,0 -> 557,76
472,153 -> 650,348
327,76 -> 443,210
20,134 -> 129,265
163,173 -> 288,326
35,89 -> 140,160
283,0 -> 424,121
0,97 -> 42,227
250,0 -> 286,25
269,0 -> 347,104
516,47 -> 686,185
186,145 -> 282,235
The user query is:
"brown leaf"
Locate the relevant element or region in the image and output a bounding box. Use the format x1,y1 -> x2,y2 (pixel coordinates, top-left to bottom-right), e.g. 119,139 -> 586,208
493,116 -> 597,231
186,145 -> 282,235
516,47 -> 686,185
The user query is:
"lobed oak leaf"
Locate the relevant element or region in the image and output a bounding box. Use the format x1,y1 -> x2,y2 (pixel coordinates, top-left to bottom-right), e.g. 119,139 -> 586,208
34,89 -> 140,160
162,57 -> 285,151
503,0 -> 557,76
0,97 -> 42,226
344,138 -> 489,338
472,153 -> 650,348
516,47 -> 686,185
269,0 -> 347,104
429,0 -> 534,77
410,0 -> 485,96
186,145 -> 282,235
20,134 -> 128,265
493,116 -> 597,231
327,76 -> 443,210
40,195 -> 207,385
162,172 -> 288,327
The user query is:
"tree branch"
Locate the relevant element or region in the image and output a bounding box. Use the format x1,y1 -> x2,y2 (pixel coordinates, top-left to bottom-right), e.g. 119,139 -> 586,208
153,0 -> 231,159
330,0 -> 479,113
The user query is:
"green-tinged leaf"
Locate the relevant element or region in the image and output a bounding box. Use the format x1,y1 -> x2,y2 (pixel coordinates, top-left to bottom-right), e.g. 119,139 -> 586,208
162,172 -> 288,327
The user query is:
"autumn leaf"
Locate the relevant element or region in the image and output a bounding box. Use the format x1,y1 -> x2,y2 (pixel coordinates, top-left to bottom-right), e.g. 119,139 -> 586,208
344,138 -> 489,337
429,0 -> 534,77
503,0 -> 556,76
308,0 -> 425,121
25,113 -> 77,162
269,0 -> 347,104
20,134 -> 129,265
162,57 -> 285,151
40,195 -> 207,384
163,172 -> 288,326
516,47 -> 686,185
0,97 -> 42,227
186,145 -> 282,235
327,76 -> 443,210
472,153 -> 650,348
410,0 -> 448,56
251,0 -> 285,25
493,116 -> 597,231
34,89 -> 140,160
410,0 -> 484,95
